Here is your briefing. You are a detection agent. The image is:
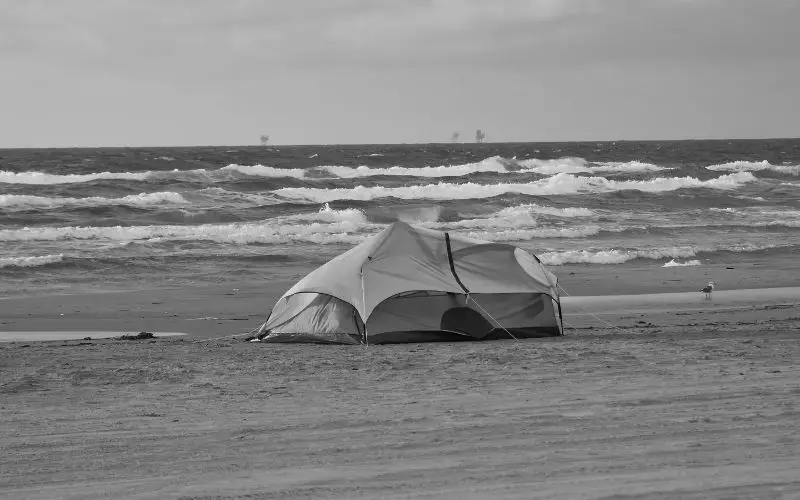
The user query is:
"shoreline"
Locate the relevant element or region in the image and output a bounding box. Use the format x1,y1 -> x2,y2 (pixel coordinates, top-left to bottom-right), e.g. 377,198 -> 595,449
2,259 -> 798,342
2,284 -> 797,343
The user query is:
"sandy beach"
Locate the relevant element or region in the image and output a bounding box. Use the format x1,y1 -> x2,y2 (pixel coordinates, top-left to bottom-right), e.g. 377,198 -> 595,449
2,263 -> 799,499
3,0 -> 800,495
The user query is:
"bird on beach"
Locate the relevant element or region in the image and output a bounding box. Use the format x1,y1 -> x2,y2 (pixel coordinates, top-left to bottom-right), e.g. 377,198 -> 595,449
700,281 -> 716,300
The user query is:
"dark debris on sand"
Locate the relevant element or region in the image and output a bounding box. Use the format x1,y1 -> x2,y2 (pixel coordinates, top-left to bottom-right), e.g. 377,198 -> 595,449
117,331 -> 156,341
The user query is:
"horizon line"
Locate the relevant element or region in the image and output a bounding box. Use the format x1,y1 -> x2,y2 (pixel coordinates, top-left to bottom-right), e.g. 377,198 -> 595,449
2,136 -> 799,151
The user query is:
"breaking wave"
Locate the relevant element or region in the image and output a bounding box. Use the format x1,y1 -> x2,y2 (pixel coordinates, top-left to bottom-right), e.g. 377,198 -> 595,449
317,156 -> 512,178
0,254 -> 64,269
220,164 -> 306,178
0,165 -> 306,185
0,170 -> 150,185
419,203 -> 601,238
456,227 -> 603,240
539,242 -> 782,266
705,207 -> 800,228
663,259 -> 702,267
540,247 -> 700,266
0,222 -> 369,245
0,204 -> 375,244
0,200 -> 600,245
287,203 -> 368,225
0,156 -> 676,187
492,203 -> 595,218
274,172 -> 756,203
0,192 -> 189,209
706,160 -> 799,175
591,161 -> 669,173
518,158 -> 666,175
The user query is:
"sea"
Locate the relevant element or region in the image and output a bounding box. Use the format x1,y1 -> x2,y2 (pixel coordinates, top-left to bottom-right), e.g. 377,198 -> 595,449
1,139 -> 798,298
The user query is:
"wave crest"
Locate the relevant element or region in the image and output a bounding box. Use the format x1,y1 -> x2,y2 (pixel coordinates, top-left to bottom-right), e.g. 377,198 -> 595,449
220,164 -> 306,178
539,248 -> 700,265
318,156 -> 512,178
0,170 -> 149,185
0,218 -> 374,245
518,158 -> 666,175
663,259 -> 702,267
274,172 -> 756,203
0,254 -> 64,268
706,160 -> 799,175
0,192 -> 188,209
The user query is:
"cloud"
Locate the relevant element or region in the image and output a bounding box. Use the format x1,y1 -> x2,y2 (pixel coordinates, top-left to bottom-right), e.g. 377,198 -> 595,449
0,1 -> 596,64
1,0 -> 798,72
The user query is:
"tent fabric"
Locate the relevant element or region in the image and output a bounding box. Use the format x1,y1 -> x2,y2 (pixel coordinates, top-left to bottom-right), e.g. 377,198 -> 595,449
364,292 -> 560,344
256,222 -> 562,344
266,293 -> 361,338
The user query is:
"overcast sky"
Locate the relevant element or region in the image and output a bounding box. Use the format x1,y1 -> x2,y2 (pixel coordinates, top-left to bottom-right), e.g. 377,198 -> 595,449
2,0 -> 799,147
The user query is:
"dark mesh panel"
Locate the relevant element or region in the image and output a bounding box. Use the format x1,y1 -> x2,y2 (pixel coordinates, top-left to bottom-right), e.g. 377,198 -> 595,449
440,307 -> 494,339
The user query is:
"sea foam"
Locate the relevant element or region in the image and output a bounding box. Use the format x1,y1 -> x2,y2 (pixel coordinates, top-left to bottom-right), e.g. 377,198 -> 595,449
220,164 -> 307,178
518,158 -> 666,175
317,156 -> 512,178
0,192 -> 189,209
0,217 -> 374,245
539,248 -> 700,265
457,227 -> 603,241
288,203 -> 368,225
273,172 -> 756,203
663,259 -> 702,267
539,241 -> 784,266
427,203 -> 599,237
0,254 -> 64,268
0,170 -> 150,185
0,156 -> 671,187
706,160 -> 799,175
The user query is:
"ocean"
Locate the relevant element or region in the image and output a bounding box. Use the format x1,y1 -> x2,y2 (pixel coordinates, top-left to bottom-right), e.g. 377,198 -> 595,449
1,139 -> 798,298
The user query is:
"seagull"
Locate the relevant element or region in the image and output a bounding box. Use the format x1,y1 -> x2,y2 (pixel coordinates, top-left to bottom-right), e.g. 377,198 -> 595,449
700,281 -> 716,300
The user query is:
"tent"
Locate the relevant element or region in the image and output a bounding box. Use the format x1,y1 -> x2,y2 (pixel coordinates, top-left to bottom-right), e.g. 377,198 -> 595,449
254,222 -> 563,344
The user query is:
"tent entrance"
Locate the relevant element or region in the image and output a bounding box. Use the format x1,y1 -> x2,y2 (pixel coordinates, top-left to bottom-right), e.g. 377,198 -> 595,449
365,291 -> 560,344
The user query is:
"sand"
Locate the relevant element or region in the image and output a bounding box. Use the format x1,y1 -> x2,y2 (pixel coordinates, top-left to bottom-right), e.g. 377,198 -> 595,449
1,264 -> 799,499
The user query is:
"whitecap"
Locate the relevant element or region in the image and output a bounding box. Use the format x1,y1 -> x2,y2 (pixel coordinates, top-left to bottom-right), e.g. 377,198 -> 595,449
457,227 -> 603,241
518,158 -> 667,175
422,203 -> 598,237
317,156 -> 511,178
663,259 -> 702,267
0,254 -> 64,268
220,164 -> 307,179
0,218 -> 375,245
494,203 -> 595,218
0,164 -> 307,185
591,161 -> 669,173
706,160 -> 799,175
273,172 -> 756,203
0,170 -> 150,185
287,203 -> 368,225
539,248 -> 699,266
517,157 -> 591,175
0,192 -> 189,209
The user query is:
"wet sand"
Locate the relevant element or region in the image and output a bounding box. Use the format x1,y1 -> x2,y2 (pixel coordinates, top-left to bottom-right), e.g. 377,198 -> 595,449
1,264 -> 799,498
2,260 -> 798,341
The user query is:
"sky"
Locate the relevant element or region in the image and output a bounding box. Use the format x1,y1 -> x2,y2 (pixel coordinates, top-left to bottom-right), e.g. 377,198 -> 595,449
2,0 -> 799,147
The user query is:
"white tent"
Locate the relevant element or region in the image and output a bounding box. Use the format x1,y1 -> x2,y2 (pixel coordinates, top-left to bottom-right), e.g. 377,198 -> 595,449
255,222 -> 563,344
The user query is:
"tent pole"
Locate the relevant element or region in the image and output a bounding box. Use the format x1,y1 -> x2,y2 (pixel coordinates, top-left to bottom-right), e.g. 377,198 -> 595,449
360,267 -> 368,346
